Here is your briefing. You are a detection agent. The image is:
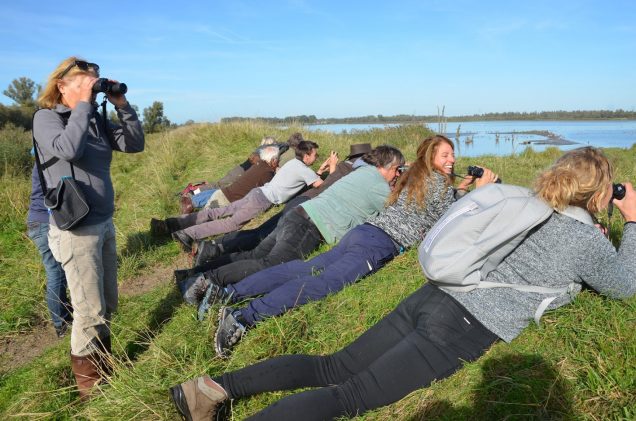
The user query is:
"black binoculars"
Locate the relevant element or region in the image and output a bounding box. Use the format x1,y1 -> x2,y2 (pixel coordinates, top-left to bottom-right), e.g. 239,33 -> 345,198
92,78 -> 127,95
613,183 -> 626,201
467,166 -> 502,184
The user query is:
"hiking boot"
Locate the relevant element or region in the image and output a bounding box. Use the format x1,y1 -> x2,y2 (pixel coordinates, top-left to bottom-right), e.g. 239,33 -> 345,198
197,282 -> 233,320
180,195 -> 194,214
170,376 -> 228,421
150,218 -> 170,236
193,240 -> 222,266
174,268 -> 197,284
172,230 -> 194,253
178,273 -> 212,306
70,352 -> 103,401
214,307 -> 246,358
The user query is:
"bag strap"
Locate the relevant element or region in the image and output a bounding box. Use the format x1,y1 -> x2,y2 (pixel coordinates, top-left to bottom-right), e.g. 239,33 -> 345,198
32,109 -> 74,195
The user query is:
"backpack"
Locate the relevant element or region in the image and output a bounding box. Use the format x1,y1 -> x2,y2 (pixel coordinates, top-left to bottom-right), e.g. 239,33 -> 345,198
178,181 -> 208,197
418,183 -> 588,325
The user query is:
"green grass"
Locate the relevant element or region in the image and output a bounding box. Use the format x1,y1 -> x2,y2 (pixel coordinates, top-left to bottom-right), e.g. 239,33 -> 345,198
1,122 -> 634,419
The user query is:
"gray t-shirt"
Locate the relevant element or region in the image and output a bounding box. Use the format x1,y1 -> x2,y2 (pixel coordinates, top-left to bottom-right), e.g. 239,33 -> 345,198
260,158 -> 319,204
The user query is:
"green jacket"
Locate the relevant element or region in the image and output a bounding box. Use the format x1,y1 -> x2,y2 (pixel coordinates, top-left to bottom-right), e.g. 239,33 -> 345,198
301,165 -> 389,244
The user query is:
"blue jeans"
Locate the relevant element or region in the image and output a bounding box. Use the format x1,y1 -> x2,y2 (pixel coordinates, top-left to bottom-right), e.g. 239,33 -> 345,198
191,189 -> 216,208
27,221 -> 71,328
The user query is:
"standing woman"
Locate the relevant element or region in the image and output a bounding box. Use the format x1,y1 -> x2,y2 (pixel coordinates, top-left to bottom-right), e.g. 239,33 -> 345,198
33,57 -> 144,399
170,147 -> 635,420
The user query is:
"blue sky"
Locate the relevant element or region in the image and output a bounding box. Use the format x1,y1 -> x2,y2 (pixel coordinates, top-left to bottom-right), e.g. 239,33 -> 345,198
1,0 -> 634,123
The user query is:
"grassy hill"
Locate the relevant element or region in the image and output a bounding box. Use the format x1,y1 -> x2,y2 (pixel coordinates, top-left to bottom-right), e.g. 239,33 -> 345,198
1,122 -> 634,420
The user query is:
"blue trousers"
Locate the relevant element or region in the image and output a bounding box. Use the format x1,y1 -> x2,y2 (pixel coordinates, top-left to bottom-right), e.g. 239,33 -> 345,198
230,223 -> 398,325
27,221 -> 71,328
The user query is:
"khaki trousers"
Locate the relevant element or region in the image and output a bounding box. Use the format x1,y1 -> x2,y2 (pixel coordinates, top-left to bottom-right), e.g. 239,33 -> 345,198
49,219 -> 117,356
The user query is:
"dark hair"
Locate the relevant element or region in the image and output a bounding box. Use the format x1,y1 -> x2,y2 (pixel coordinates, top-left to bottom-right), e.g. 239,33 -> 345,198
295,140 -> 319,159
388,135 -> 454,207
287,132 -> 305,148
361,145 -> 405,169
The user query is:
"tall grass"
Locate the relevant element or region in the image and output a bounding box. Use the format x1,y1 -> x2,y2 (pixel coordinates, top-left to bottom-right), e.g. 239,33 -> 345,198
1,122 -> 634,419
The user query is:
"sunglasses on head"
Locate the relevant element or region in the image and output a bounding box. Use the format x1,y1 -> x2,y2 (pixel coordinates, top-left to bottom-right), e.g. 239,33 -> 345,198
59,60 -> 100,78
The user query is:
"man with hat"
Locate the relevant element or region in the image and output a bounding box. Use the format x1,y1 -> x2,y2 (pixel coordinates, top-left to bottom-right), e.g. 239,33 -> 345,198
179,143 -> 372,276
175,143 -> 372,298
183,145 -> 405,316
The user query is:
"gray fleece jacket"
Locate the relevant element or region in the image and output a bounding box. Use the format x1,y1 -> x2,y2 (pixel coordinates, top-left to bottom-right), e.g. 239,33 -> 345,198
33,101 -> 144,226
367,171 -> 455,248
445,215 -> 636,342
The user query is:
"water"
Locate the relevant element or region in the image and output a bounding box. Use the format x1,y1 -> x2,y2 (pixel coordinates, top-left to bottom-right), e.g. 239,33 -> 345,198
307,120 -> 636,157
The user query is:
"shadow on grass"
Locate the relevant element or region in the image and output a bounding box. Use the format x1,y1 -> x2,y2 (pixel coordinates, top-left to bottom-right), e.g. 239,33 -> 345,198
121,230 -> 173,257
408,353 -> 575,420
122,286 -> 183,361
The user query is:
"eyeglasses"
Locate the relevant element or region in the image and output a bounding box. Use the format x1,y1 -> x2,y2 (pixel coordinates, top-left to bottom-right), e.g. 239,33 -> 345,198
59,60 -> 100,79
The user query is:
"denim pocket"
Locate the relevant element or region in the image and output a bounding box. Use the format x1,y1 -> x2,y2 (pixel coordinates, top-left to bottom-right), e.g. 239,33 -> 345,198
423,296 -> 475,347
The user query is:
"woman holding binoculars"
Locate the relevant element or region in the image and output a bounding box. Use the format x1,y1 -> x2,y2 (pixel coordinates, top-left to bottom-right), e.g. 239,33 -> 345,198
171,146 -> 635,420
33,56 -> 144,400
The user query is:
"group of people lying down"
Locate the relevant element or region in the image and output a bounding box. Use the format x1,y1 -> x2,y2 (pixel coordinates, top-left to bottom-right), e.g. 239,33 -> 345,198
149,135 -> 635,421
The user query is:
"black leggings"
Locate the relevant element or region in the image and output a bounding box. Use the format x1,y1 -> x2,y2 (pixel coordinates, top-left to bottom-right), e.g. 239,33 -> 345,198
213,284 -> 498,420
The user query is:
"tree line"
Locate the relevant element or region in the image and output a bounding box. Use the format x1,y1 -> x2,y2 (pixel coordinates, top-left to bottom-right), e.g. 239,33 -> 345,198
222,109 -> 636,125
1,77 -> 172,133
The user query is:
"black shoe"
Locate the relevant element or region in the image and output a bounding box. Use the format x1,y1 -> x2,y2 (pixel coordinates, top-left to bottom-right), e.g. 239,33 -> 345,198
150,218 -> 170,237
194,240 -> 221,266
197,281 -> 233,320
179,273 -> 213,306
172,230 -> 194,253
55,324 -> 68,339
174,268 -> 198,284
214,306 -> 246,358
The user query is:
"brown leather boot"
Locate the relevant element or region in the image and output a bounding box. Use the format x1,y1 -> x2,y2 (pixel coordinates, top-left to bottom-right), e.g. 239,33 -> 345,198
71,352 -> 102,401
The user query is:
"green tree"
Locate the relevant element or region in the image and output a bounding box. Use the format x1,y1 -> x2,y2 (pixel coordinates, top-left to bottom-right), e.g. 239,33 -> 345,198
142,101 -> 171,133
3,77 -> 41,106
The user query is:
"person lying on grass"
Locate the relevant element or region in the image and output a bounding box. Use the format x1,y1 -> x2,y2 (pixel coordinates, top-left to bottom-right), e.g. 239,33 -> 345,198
205,135 -> 497,357
170,146 -> 636,420
181,145 -> 407,313
172,143 -> 372,283
150,140 -> 328,252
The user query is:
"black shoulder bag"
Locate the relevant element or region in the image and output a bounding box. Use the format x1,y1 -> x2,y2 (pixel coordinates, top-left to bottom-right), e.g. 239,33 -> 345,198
32,110 -> 90,230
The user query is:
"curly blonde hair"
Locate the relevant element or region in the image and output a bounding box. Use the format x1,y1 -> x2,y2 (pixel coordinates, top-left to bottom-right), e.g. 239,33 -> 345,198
387,135 -> 454,207
534,147 -> 613,214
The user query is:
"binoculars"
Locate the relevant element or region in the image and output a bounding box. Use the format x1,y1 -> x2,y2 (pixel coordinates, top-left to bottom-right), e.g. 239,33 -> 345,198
467,166 -> 502,184
92,78 -> 127,95
613,183 -> 626,201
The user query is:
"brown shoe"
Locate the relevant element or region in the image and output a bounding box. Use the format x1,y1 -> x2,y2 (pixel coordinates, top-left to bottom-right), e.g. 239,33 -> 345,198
170,376 -> 227,421
180,195 -> 194,214
70,352 -> 102,401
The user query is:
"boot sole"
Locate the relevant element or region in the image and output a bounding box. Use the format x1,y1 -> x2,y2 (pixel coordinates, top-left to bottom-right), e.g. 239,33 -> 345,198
170,385 -> 193,421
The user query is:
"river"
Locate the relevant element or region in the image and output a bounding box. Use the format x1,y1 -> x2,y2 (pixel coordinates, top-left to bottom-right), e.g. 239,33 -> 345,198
307,120 -> 636,157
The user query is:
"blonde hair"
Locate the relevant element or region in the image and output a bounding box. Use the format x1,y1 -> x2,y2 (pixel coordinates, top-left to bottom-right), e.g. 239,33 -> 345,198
38,56 -> 96,109
534,147 -> 613,214
387,135 -> 454,207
